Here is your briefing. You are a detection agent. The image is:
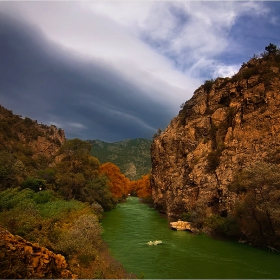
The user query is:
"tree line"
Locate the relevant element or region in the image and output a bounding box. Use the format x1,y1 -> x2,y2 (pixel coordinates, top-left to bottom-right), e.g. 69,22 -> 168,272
0,138 -> 151,211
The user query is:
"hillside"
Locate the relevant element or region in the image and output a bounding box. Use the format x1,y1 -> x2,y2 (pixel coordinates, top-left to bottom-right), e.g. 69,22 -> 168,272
150,44 -> 280,248
0,105 -> 66,190
0,105 -> 65,155
0,105 -> 131,278
89,138 -> 152,180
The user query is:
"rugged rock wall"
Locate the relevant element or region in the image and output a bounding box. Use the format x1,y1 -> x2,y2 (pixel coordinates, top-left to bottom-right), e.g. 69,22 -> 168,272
29,124 -> 66,158
151,54 -> 280,218
0,227 -> 76,279
0,105 -> 66,161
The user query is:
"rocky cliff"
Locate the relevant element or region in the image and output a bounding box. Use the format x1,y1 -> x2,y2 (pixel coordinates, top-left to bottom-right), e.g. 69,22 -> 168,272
0,105 -> 66,173
0,226 -> 76,279
0,105 -> 65,158
151,49 -> 280,218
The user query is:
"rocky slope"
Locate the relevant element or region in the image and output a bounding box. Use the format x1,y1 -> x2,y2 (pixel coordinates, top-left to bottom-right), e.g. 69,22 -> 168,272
151,49 -> 280,218
0,226 -> 75,279
0,105 -> 65,159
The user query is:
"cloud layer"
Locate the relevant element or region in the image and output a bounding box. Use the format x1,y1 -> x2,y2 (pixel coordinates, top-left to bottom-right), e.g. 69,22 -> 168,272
0,1 -> 279,141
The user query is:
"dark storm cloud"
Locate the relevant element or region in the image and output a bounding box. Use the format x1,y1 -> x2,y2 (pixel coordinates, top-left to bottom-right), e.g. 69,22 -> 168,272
2,1 -> 278,142
0,13 -> 175,142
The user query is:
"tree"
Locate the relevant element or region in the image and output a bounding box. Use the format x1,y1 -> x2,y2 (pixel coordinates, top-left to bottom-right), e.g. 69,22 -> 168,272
55,139 -> 100,200
81,177 -> 117,211
37,168 -> 56,189
22,177 -> 46,192
0,151 -> 16,190
229,161 -> 280,248
129,174 -> 151,198
59,138 -> 92,159
99,162 -> 130,200
265,43 -> 278,55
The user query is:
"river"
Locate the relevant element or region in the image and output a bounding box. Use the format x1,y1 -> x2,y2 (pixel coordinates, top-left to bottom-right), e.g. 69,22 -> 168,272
101,196 -> 280,279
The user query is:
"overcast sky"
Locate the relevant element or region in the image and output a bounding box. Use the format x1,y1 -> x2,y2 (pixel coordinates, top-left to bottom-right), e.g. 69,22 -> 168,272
0,1 -> 279,142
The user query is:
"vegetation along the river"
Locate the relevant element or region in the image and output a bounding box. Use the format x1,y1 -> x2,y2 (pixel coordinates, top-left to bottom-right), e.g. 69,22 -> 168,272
0,105 -> 150,278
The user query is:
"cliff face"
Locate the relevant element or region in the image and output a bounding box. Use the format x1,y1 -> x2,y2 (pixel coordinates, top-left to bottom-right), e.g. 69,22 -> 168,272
29,124 -> 65,159
151,53 -> 280,218
0,105 -> 65,161
0,227 -> 76,279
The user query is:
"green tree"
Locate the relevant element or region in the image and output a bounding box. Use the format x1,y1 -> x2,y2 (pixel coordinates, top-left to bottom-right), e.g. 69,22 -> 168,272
81,177 -> 117,211
0,151 -> 15,190
230,162 -> 280,248
265,43 -> 278,55
55,139 -> 100,200
55,139 -> 116,210
59,138 -> 92,160
22,177 -> 46,192
37,168 -> 56,189
203,79 -> 214,93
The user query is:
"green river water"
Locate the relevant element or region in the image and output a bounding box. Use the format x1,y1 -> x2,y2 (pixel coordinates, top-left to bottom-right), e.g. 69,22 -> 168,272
101,196 -> 280,279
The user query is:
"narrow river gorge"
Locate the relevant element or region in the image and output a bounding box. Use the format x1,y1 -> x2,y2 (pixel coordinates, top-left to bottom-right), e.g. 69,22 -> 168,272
102,197 -> 280,279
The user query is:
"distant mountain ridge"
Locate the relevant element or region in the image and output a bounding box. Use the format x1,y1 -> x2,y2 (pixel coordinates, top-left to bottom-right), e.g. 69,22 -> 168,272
88,138 -> 152,180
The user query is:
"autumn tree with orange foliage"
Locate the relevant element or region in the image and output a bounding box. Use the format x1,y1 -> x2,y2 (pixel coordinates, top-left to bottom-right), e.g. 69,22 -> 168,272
99,162 -> 130,201
130,174 -> 151,199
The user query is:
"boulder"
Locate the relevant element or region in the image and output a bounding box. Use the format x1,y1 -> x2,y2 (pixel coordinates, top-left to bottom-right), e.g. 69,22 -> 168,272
0,226 -> 76,279
170,220 -> 193,231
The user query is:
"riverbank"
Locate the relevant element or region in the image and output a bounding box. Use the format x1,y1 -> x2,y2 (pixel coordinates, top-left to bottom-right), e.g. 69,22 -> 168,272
102,197 -> 280,279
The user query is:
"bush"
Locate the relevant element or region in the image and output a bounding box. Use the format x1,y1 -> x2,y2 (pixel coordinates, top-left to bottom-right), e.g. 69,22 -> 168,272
55,214 -> 102,261
203,79 -> 214,93
0,187 -> 34,211
207,150 -> 221,172
205,214 -> 240,237
37,199 -> 86,220
78,254 -> 95,267
22,177 -> 46,192
241,67 -> 258,80
229,162 -> 280,248
181,211 -> 192,221
0,200 -> 41,237
90,202 -> 104,219
32,190 -> 57,204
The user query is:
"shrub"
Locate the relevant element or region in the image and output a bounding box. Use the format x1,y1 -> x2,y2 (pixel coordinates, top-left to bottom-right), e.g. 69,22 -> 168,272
205,214 -> 240,237
0,200 -> 41,237
229,161 -> 280,248
32,190 -> 57,204
37,199 -> 86,220
55,214 -> 102,260
22,177 -> 46,192
203,79 -> 214,93
0,187 -> 34,211
90,202 -> 104,219
241,67 -> 258,80
207,141 -> 226,171
181,211 -> 192,221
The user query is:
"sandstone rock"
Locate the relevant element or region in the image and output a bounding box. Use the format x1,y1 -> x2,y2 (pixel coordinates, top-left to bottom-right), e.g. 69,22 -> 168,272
24,245 -> 33,254
170,220 -> 193,231
0,226 -> 76,279
151,55 -> 280,218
